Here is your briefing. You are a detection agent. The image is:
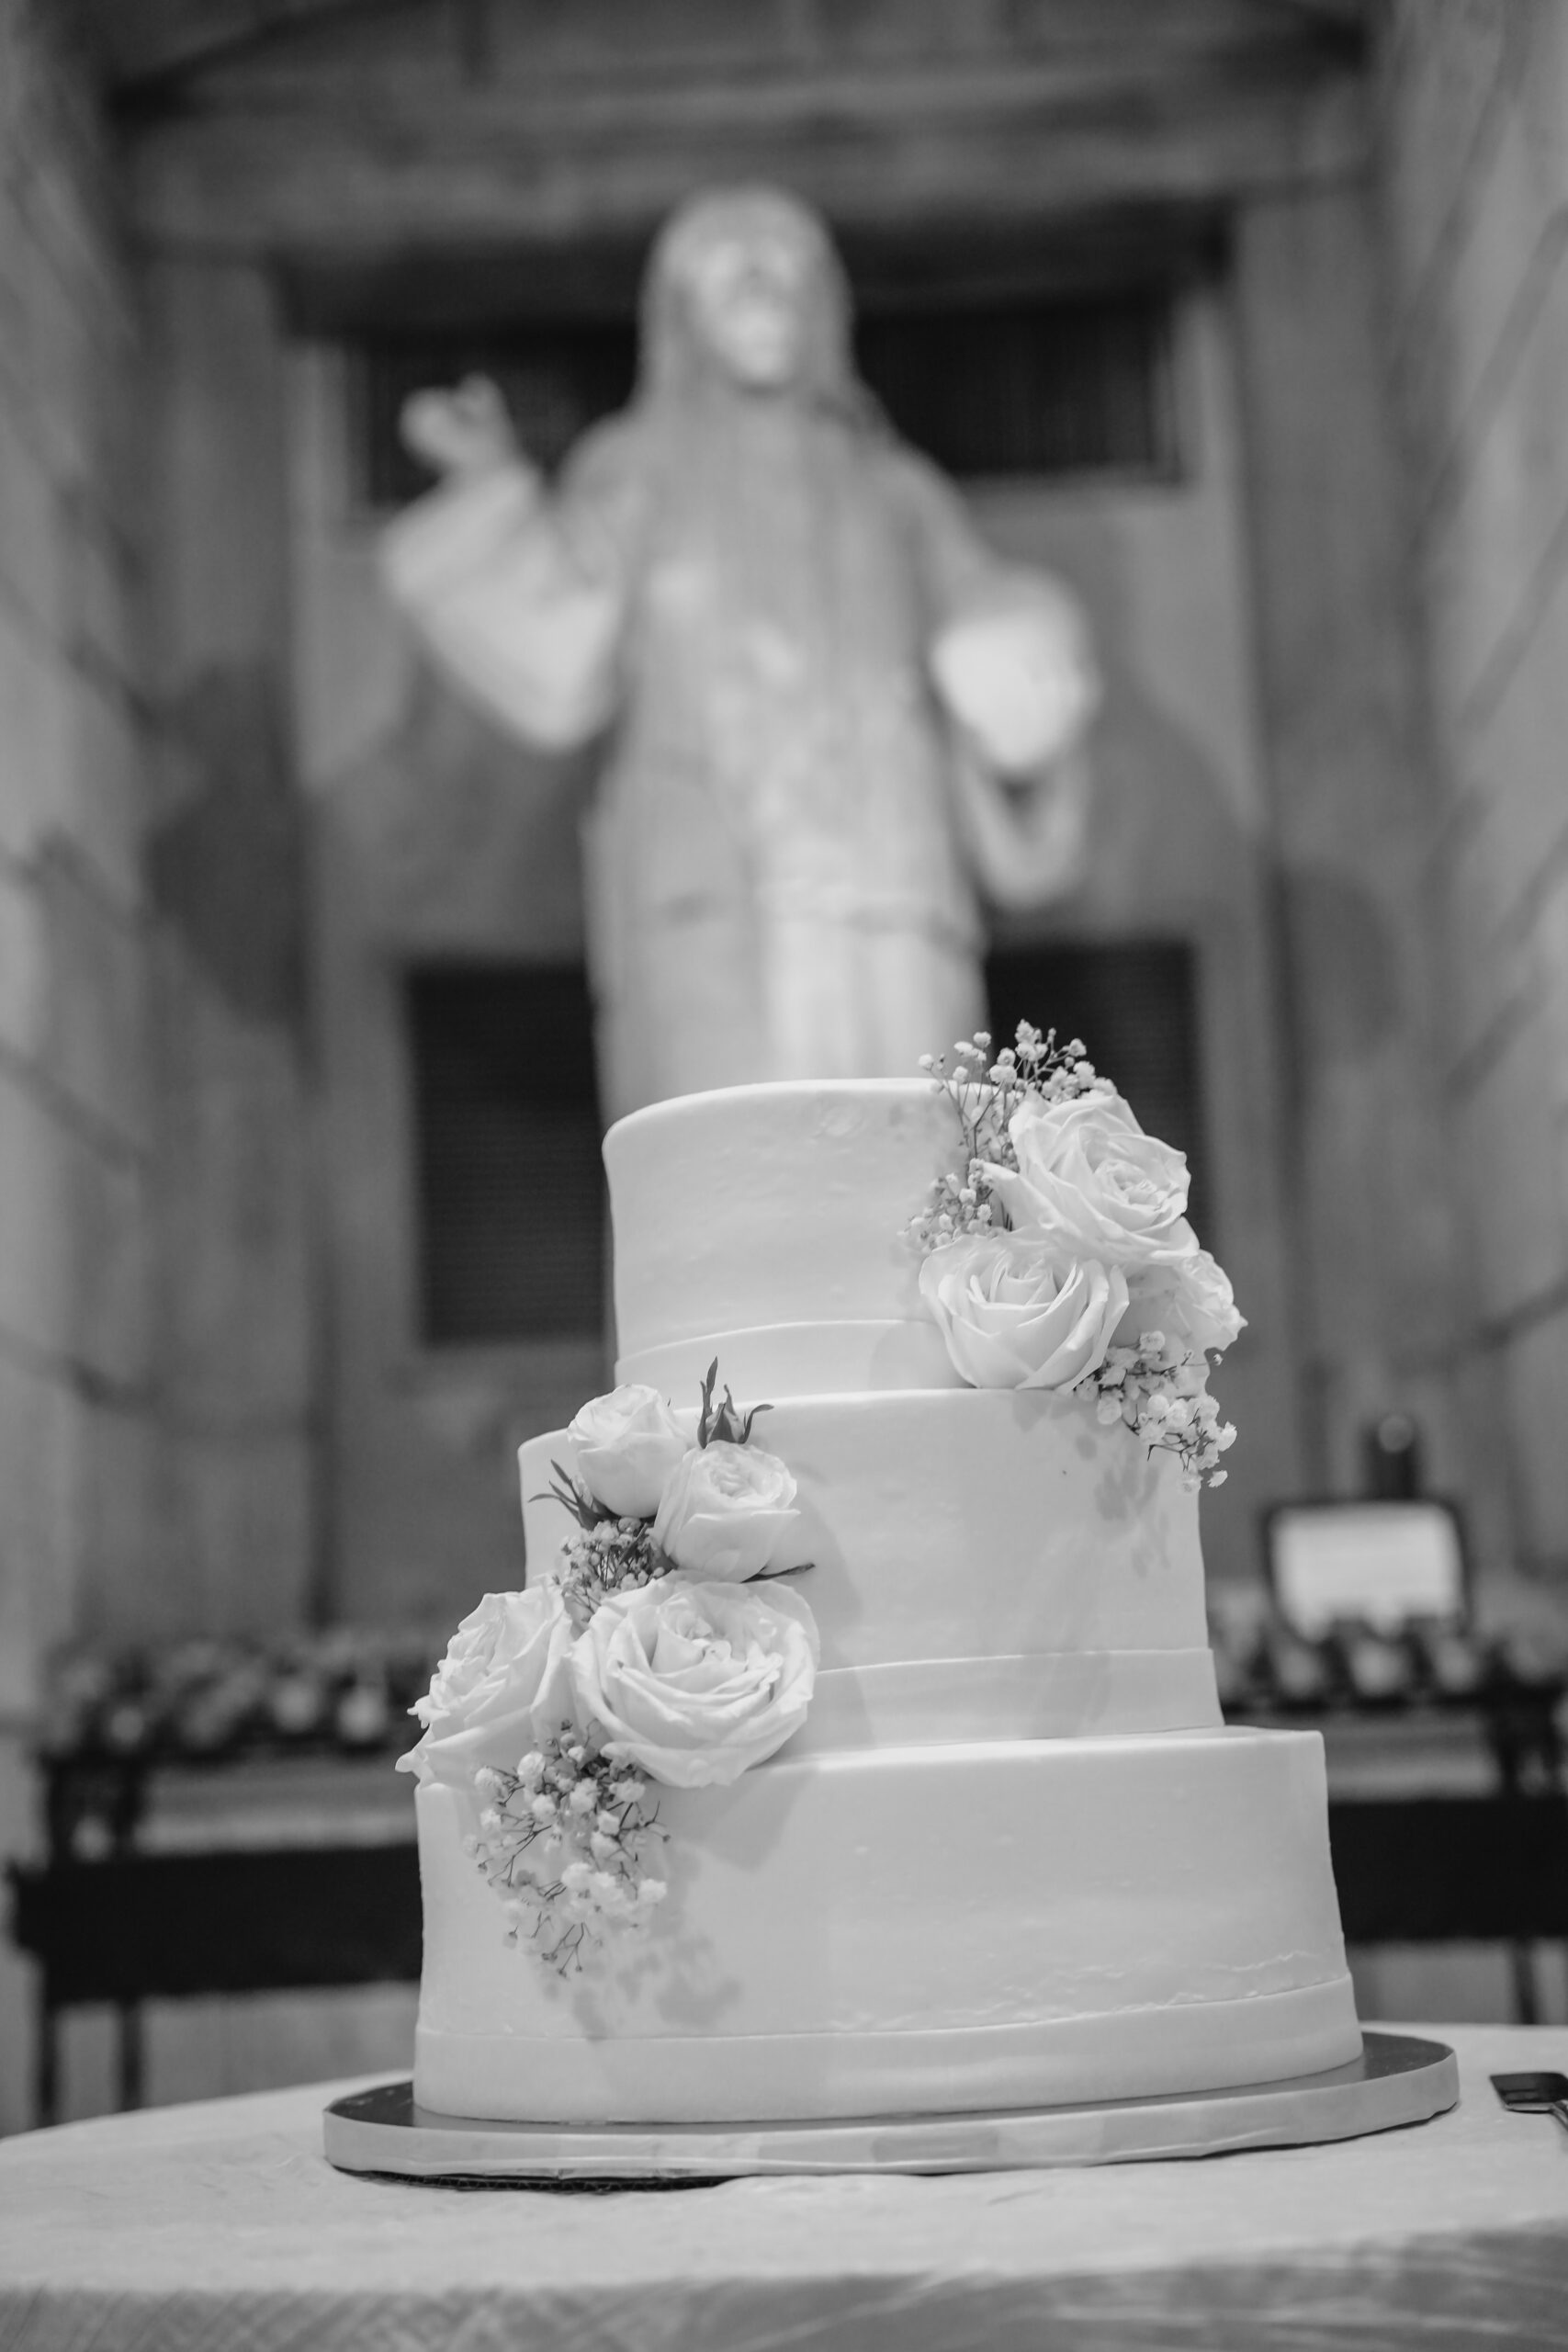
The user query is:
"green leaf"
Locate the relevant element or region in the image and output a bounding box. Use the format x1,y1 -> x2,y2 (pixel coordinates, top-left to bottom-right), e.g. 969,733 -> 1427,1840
531,1460 -> 617,1531
696,1359 -> 720,1448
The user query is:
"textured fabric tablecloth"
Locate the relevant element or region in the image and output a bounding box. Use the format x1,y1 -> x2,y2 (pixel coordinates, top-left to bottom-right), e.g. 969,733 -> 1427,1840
0,2024 -> 1564,2351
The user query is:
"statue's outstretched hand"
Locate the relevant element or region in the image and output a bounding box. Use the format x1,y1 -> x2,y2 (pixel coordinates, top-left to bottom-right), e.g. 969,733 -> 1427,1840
400,376 -> 521,481
931,575 -> 1100,775
932,571 -> 1100,909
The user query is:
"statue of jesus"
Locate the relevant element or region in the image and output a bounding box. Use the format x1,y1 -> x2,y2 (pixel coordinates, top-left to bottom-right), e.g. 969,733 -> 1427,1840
381,186 -> 1100,1118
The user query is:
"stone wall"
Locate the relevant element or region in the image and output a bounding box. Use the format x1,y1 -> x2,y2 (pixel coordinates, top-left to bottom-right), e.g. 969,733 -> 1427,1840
0,0 -> 153,1686
1380,0 -> 1568,1577
0,0 -> 156,2130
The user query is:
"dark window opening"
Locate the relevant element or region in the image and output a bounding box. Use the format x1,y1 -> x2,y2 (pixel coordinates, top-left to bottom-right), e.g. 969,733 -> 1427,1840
985,939 -> 1209,1246
357,325 -> 637,506
355,287 -> 1177,507
406,963 -> 604,1346
856,294 -> 1176,481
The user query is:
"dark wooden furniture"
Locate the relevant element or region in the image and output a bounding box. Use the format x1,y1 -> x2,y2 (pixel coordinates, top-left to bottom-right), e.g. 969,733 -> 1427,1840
1327,1792 -> 1568,2022
8,1843 -> 422,2125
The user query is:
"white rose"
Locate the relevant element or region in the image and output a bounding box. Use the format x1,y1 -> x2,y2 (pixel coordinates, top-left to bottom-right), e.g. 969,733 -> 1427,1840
652,1441 -> 798,1582
398,1584 -> 575,1787
570,1577 -> 819,1789
985,1089 -> 1197,1268
919,1233 -> 1128,1391
1121,1250 -> 1244,1358
568,1384 -> 691,1519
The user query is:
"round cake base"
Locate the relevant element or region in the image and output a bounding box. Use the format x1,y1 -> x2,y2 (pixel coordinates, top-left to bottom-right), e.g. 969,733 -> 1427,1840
322,2031 -> 1457,2182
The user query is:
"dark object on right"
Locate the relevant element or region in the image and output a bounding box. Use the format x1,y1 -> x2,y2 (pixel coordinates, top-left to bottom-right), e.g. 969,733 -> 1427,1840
1492,2071 -> 1568,2136
1363,1410 -> 1423,1499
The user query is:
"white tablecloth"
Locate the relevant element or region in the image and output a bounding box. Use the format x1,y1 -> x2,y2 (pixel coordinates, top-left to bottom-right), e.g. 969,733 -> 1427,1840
1,2024 -> 1564,2350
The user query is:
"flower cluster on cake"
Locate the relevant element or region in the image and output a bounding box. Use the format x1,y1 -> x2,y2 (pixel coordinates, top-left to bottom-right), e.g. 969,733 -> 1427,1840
400,1363 -> 819,1970
908,1023 -> 1241,1489
404,1023 -> 1245,1973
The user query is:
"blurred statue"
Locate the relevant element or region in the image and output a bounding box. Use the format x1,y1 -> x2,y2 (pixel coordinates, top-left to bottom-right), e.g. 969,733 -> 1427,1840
382,187 -> 1100,1117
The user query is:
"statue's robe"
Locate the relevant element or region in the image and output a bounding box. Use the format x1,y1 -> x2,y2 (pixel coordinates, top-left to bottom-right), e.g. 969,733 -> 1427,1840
384,396 -> 1080,1117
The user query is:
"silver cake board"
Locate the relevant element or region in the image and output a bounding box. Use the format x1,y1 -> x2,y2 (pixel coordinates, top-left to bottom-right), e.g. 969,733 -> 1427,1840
323,2031 -> 1457,2182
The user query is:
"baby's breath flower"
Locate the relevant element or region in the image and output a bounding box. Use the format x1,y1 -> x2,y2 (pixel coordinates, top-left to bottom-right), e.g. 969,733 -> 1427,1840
558,1516 -> 667,1628
1075,1332 -> 1235,1489
902,1022 -> 1104,1253
466,1726 -> 670,1977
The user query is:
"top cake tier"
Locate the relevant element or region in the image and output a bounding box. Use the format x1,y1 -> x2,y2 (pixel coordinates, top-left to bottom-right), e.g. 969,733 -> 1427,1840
606,1080 -> 964,1398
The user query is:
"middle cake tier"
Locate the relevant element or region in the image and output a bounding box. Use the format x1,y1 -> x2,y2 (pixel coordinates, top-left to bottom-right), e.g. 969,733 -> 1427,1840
520,1387 -> 1221,1744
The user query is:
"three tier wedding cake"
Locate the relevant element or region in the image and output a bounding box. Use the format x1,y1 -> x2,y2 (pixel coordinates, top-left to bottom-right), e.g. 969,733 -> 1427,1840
401,1028 -> 1361,2124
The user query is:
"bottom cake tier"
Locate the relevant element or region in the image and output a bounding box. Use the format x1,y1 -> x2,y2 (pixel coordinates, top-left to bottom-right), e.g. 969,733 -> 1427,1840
413,1726 -> 1360,2124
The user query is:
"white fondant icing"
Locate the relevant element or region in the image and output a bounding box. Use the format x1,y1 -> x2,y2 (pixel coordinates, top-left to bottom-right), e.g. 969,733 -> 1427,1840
605,1081 -> 960,1367
791,1652 -> 1222,1752
416,1981 -> 1359,2128
413,1730 -> 1359,2123
522,1388 -> 1209,1687
616,1317 -> 960,1400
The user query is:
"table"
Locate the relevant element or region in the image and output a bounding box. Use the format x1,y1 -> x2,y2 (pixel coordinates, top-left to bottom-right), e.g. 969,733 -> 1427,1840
0,2025 -> 1564,2351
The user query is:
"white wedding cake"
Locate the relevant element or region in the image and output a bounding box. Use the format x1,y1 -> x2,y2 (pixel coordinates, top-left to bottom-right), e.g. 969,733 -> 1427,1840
403,1033 -> 1361,2124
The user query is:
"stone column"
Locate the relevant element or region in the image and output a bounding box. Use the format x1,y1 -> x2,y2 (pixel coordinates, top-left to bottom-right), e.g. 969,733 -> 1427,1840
1231,181 -> 1472,1508
141,255 -> 317,1634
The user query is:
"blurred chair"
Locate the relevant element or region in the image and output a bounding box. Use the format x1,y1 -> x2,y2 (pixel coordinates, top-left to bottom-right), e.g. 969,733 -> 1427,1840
1327,1791 -> 1568,2023
7,1837 -> 420,2125
6,1633 -> 432,2124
